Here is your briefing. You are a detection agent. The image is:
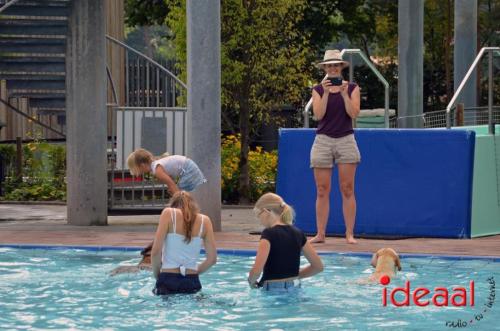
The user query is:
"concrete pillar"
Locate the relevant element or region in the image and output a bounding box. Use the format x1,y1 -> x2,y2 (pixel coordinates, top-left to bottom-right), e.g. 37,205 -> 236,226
398,0 -> 424,128
454,0 -> 477,111
186,0 -> 222,231
66,0 -> 108,225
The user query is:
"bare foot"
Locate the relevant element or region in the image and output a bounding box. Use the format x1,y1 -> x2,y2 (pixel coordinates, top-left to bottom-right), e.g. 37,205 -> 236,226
309,235 -> 325,244
346,235 -> 357,244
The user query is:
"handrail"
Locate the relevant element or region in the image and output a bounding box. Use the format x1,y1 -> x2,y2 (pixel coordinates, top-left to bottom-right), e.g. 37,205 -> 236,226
303,49 -> 390,128
105,66 -> 118,209
105,35 -> 187,90
0,0 -> 20,14
106,66 -> 119,106
446,47 -> 500,131
0,97 -> 66,137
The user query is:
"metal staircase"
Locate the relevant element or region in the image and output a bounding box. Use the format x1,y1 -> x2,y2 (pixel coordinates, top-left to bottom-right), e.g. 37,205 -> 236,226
0,0 -> 69,138
1,0 -> 188,210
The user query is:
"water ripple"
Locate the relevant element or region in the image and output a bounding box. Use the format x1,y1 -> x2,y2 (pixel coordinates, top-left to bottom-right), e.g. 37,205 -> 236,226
0,249 -> 498,330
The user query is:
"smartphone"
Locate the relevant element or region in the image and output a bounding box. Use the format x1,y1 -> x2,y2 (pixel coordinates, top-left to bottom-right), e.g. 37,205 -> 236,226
328,77 -> 343,86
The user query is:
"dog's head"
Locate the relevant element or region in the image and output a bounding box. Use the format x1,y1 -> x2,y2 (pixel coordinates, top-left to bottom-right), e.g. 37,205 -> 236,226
370,248 -> 402,271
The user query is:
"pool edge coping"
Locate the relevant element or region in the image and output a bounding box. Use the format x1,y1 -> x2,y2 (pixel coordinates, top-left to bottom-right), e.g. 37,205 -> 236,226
1,243 -> 499,262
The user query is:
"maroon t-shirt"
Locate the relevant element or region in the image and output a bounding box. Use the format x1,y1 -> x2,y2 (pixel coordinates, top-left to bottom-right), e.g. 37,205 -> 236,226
313,82 -> 357,138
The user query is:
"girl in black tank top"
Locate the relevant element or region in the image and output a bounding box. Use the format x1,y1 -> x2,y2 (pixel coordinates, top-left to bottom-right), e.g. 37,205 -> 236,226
247,193 -> 324,290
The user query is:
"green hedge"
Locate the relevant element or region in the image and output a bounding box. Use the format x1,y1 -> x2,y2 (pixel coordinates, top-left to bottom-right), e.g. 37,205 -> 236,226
0,142 -> 66,201
221,134 -> 277,203
1,136 -> 278,203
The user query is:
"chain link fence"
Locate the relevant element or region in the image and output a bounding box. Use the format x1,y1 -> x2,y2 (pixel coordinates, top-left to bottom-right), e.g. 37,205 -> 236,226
389,107 -> 500,129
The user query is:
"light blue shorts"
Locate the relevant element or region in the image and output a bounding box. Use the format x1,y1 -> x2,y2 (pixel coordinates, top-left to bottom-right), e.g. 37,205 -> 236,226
262,279 -> 301,292
177,159 -> 207,192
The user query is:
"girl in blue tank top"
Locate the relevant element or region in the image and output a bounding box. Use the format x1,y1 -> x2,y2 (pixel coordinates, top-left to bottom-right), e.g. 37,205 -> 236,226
127,148 -> 207,194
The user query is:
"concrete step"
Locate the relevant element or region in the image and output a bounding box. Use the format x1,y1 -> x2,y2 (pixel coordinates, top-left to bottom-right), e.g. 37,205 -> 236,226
31,106 -> 66,115
0,53 -> 66,63
0,33 -> 66,41
6,79 -> 65,91
0,73 -> 64,80
36,110 -> 66,116
8,89 -> 65,97
0,25 -> 68,36
28,97 -> 65,109
0,42 -> 65,53
0,56 -> 66,64
0,61 -> 65,72
1,6 -> 69,16
0,38 -> 65,46
0,16 -> 68,26
0,0 -> 70,6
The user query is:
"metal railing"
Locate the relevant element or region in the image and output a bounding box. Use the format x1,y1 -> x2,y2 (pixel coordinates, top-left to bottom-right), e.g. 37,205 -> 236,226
106,35 -> 188,209
303,49 -> 390,128
446,47 -> 500,132
0,0 -> 20,14
0,96 -> 66,138
106,36 -> 186,89
394,109 -> 450,129
390,106 -> 500,129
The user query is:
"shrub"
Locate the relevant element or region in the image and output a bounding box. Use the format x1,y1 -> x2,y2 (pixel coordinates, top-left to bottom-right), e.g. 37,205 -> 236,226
0,141 -> 66,201
221,134 -> 277,203
3,178 -> 66,201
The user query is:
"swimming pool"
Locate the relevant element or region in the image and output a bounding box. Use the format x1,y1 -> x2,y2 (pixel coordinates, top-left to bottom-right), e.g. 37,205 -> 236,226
0,247 -> 498,330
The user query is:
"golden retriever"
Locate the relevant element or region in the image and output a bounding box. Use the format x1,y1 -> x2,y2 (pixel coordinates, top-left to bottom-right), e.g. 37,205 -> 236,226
368,248 -> 402,282
357,248 -> 402,284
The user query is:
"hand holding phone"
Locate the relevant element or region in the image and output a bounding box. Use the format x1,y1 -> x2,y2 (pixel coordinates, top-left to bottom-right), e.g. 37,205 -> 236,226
328,77 -> 343,86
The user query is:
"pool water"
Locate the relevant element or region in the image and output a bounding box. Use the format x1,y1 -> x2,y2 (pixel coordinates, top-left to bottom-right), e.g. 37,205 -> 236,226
0,248 -> 498,330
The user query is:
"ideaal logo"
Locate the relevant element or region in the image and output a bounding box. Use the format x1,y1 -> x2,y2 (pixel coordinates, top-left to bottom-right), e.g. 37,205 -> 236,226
380,275 -> 475,307
379,275 -> 496,328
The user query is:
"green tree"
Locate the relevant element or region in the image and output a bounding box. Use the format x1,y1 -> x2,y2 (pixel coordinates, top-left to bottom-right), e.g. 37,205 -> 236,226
125,0 -> 170,26
161,0 -> 312,202
478,0 -> 500,47
478,0 -> 500,106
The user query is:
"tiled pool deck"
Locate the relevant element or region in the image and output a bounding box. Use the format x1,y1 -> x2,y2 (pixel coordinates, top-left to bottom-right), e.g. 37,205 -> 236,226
1,204 -> 499,257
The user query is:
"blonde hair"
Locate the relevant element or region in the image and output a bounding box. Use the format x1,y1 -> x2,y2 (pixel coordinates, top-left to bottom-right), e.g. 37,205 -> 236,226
169,191 -> 200,243
254,192 -> 295,225
127,148 -> 154,176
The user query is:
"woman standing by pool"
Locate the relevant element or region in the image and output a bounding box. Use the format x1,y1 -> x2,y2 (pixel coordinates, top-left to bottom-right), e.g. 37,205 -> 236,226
310,49 -> 361,244
151,191 -> 217,295
248,193 -> 323,291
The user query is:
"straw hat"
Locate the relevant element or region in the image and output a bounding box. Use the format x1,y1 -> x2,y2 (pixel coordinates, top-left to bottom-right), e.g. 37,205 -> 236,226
316,49 -> 349,69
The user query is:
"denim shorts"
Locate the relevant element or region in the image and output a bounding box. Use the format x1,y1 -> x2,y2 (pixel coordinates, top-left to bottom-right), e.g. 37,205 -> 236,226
261,279 -> 301,291
154,272 -> 202,295
178,159 -> 207,192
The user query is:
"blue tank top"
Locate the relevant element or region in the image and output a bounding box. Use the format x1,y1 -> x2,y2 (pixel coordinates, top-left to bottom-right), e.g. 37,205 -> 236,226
313,82 -> 357,138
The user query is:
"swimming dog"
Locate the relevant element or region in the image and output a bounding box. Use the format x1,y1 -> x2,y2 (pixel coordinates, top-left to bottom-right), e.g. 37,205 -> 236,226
109,242 -> 153,276
368,247 -> 402,282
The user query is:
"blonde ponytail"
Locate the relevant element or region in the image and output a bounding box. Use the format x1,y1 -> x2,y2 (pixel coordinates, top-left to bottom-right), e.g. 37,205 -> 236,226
280,202 -> 295,225
255,192 -> 295,225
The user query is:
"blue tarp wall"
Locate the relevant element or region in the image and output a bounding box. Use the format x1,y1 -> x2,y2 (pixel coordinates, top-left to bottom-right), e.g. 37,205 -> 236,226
276,129 -> 476,238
